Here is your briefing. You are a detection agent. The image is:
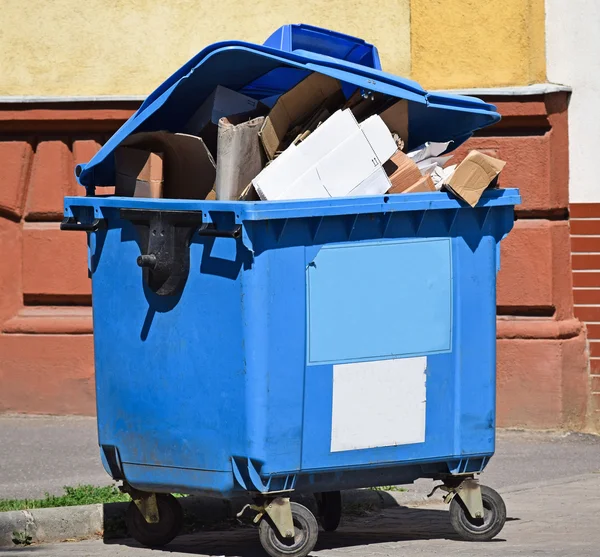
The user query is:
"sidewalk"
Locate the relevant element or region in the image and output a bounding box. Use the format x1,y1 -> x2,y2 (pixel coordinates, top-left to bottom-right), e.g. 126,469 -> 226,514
1,414 -> 599,500
0,415 -> 109,500
1,415 -> 600,556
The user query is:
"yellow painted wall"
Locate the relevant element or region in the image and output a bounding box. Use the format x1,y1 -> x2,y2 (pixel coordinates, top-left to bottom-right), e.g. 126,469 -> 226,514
0,0 -> 410,97
411,0 -> 546,89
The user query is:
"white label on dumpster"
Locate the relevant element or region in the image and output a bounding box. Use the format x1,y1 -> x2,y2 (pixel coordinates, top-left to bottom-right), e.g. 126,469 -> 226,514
330,356 -> 426,452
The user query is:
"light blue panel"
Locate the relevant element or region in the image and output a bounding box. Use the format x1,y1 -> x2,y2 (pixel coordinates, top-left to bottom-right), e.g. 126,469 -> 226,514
306,239 -> 452,364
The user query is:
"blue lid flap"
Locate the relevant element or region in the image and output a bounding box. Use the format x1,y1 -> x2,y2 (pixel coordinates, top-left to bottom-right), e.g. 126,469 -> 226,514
263,23 -> 382,70
77,29 -> 501,188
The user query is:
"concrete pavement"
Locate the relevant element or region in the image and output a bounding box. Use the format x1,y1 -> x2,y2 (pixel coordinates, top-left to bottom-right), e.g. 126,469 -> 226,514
0,416 -> 109,499
1,415 -> 599,556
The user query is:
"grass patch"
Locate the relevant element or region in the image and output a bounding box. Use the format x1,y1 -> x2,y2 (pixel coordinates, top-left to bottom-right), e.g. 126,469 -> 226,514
369,485 -> 407,492
0,485 -> 130,512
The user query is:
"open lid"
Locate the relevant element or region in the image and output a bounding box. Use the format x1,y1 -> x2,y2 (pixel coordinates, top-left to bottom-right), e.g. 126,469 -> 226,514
76,24 -> 500,189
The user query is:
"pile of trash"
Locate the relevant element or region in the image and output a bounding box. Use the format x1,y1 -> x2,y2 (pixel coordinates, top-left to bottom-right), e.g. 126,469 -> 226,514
113,72 -> 505,208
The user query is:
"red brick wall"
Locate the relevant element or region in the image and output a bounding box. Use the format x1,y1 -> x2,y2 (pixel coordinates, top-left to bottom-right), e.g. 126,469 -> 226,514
453,91 -> 590,430
571,204 -> 600,427
0,102 -> 136,414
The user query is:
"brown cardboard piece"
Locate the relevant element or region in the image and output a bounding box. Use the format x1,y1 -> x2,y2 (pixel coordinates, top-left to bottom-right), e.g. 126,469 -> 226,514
379,99 -> 409,147
116,131 -> 216,200
384,150 -> 423,194
115,148 -> 164,198
259,72 -> 341,159
445,150 -> 506,207
238,183 -> 260,201
402,174 -> 435,194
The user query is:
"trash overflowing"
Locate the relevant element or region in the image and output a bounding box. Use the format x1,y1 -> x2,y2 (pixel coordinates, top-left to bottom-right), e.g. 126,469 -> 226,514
108,75 -> 505,208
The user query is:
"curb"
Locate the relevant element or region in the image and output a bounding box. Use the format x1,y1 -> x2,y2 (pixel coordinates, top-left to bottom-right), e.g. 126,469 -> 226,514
0,488 -> 427,548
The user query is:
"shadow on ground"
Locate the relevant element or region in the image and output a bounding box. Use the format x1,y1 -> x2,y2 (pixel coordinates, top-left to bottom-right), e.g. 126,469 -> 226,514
100,505 -> 509,557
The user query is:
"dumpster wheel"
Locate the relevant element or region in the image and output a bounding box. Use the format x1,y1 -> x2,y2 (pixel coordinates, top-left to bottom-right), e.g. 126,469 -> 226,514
258,501 -> 318,557
316,491 -> 342,532
449,485 -> 506,542
125,493 -> 183,547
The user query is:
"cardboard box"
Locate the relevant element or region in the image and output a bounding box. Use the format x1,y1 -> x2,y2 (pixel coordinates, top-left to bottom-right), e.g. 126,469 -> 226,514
402,175 -> 435,194
117,131 -> 216,200
115,148 -> 164,198
445,150 -> 506,207
384,150 -> 423,194
259,72 -> 341,159
253,109 -> 397,201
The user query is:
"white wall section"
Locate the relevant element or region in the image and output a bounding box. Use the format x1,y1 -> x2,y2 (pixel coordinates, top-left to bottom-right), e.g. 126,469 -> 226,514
546,0 -> 600,203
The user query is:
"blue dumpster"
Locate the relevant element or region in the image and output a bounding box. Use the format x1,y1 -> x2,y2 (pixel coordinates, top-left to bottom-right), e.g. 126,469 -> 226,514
63,24 -> 520,557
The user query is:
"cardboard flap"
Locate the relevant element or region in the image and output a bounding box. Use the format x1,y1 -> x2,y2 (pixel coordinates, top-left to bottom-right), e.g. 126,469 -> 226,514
379,99 -> 409,146
446,150 -> 506,207
121,131 -> 216,199
259,72 -> 341,159
115,147 -> 164,198
359,115 -> 398,163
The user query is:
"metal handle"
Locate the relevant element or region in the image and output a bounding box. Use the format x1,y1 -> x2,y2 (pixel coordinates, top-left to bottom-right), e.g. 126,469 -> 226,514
60,217 -> 105,232
197,224 -> 242,239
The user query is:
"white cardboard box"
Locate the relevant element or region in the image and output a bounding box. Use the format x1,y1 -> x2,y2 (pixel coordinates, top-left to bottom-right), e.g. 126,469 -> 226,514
253,109 -> 397,201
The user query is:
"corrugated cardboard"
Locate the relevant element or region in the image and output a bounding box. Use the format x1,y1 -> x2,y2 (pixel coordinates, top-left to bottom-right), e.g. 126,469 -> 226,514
115,148 -> 164,198
402,175 -> 435,194
253,109 -> 396,201
445,150 -> 506,207
118,131 -> 216,200
259,72 -> 341,160
379,100 -> 409,147
384,150 -> 423,194
215,115 -> 266,200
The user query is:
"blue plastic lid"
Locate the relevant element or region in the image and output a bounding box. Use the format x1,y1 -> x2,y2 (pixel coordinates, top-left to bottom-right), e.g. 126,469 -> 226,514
263,23 -> 382,71
76,24 -> 501,189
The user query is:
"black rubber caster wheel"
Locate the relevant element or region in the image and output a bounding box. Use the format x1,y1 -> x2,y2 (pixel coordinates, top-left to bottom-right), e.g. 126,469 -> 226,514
258,501 -> 318,557
449,485 -> 506,541
125,493 -> 183,547
316,491 -> 342,532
